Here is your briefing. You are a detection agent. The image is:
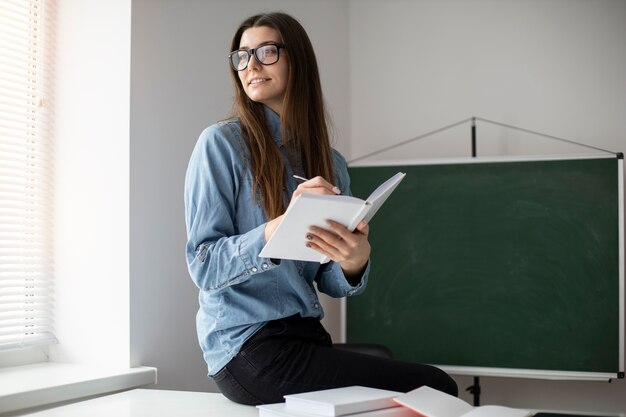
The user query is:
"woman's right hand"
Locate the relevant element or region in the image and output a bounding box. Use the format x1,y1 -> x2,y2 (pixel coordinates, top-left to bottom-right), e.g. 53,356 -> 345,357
263,176 -> 341,242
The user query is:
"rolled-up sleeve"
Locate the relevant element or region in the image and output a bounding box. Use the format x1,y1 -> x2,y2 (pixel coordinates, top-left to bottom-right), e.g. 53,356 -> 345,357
315,260 -> 369,297
184,124 -> 277,292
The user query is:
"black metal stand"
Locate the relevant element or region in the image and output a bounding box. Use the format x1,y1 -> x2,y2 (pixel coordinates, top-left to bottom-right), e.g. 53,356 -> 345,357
466,376 -> 481,406
468,120 -> 480,405
471,117 -> 477,157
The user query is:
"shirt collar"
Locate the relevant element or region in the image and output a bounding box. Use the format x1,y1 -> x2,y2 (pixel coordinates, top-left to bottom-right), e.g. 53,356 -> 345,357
263,105 -> 283,147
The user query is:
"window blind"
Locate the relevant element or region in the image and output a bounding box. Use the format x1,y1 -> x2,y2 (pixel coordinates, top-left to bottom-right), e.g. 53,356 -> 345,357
0,0 -> 56,350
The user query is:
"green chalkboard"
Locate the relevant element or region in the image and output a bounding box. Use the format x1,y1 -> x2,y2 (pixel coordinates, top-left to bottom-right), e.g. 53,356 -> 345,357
346,157 -> 623,377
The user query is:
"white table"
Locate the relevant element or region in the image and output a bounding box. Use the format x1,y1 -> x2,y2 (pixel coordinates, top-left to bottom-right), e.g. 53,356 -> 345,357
15,389 -> 258,417
13,388 -> 623,417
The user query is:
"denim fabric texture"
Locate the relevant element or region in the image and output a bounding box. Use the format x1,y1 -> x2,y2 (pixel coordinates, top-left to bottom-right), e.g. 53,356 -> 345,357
184,106 -> 370,376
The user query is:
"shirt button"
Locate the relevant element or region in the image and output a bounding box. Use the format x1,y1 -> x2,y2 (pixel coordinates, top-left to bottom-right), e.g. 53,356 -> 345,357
314,303 -> 320,309
251,267 -> 258,273
262,263 -> 269,270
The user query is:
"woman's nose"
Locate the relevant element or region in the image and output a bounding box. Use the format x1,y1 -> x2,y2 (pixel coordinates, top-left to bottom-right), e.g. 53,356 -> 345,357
247,53 -> 260,70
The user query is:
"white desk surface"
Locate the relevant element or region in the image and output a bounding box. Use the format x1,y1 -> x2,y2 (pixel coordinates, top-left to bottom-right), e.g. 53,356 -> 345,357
16,389 -> 258,417
13,388 -> 623,417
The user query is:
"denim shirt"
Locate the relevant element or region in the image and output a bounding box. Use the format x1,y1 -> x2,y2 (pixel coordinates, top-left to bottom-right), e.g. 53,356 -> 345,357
184,106 -> 370,376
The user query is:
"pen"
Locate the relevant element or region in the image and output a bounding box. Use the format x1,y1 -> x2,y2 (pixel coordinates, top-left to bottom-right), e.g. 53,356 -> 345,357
292,174 -> 341,195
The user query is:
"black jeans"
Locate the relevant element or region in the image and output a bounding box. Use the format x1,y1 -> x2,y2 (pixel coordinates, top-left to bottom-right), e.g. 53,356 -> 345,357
213,315 -> 458,405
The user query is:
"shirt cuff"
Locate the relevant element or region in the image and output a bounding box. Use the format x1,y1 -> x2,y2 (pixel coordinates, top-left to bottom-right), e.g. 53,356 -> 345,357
346,259 -> 370,295
239,223 -> 280,275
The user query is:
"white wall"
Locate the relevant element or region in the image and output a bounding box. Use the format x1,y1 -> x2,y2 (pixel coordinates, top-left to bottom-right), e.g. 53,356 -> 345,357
350,0 -> 626,162
129,0 -> 626,413
129,0 -> 350,392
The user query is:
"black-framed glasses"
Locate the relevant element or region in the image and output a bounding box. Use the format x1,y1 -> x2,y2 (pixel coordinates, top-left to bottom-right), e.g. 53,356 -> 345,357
228,43 -> 286,71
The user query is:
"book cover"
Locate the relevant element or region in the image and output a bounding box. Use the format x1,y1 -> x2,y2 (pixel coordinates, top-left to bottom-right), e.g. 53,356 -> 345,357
259,172 -> 405,263
283,385 -> 402,416
393,386 -> 533,417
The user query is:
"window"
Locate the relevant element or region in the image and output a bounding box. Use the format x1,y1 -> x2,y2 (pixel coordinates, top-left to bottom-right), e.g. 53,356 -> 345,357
0,0 -> 56,351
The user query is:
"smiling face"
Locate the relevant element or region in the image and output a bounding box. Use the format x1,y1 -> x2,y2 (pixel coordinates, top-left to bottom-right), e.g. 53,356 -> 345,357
237,26 -> 289,115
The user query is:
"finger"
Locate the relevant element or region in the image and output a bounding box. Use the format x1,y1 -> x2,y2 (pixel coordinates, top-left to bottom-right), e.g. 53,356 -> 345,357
292,181 -> 335,201
307,226 -> 346,249
305,239 -> 339,261
321,220 -> 357,244
306,235 -> 345,262
297,176 -> 341,195
324,219 -> 369,244
307,227 -> 353,261
355,220 -> 369,236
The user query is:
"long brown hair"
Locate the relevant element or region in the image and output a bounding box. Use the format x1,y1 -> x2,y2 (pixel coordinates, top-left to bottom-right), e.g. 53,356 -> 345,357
229,12 -> 335,220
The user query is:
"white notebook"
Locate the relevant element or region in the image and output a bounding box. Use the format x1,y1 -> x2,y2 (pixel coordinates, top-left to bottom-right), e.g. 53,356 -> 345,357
282,385 -> 402,416
257,403 -> 415,417
259,172 -> 406,263
393,386 -> 533,417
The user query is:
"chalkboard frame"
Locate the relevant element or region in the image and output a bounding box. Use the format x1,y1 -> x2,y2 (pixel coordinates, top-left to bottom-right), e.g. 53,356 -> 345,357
343,154 -> 625,381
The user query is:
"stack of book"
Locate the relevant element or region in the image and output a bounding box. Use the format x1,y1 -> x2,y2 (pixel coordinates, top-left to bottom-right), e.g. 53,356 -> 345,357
257,386 -> 411,417
257,385 -> 533,417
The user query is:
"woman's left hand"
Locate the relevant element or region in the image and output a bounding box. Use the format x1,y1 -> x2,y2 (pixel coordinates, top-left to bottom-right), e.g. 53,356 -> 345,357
306,219 -> 370,283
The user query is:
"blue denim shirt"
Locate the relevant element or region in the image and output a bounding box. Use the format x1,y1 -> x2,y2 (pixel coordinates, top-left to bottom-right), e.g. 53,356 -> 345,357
184,106 -> 370,376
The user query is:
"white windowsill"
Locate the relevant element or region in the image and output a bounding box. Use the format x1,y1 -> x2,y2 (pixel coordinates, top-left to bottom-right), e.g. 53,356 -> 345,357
0,362 -> 157,414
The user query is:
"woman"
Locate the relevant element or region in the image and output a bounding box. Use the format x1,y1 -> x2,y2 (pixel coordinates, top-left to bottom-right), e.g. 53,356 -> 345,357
184,12 -> 457,405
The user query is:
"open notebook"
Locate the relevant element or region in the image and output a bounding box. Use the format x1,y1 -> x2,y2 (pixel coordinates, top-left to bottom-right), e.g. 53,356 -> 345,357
259,172 -> 406,263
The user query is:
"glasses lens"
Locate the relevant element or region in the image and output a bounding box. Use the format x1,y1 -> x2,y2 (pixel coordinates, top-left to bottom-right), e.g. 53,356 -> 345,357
256,45 -> 279,65
230,50 -> 249,71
